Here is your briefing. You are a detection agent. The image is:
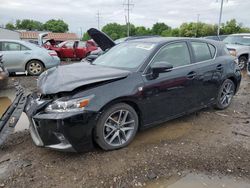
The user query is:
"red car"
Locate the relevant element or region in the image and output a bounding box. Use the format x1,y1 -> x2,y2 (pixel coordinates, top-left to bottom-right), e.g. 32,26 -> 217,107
48,40 -> 97,61
39,33 -> 97,61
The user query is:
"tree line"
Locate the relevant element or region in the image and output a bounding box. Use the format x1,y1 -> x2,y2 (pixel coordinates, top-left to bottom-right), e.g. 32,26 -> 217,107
4,18 -> 250,39
83,19 -> 250,40
5,19 -> 69,33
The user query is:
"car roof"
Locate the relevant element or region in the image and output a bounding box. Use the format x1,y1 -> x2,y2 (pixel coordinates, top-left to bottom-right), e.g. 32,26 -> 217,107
230,33 -> 250,36
127,37 -> 222,46
0,39 -> 26,43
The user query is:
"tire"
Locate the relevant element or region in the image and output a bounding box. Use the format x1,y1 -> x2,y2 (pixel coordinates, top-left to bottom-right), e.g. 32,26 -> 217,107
26,60 -> 44,76
215,79 -> 235,110
95,103 -> 139,150
238,56 -> 248,70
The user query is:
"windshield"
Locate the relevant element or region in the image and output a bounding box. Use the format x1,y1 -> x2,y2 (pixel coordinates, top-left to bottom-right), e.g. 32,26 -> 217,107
93,42 -> 156,70
223,35 -> 250,46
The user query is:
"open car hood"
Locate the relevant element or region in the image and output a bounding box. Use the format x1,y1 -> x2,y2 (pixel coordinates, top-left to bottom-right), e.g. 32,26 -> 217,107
37,63 -> 130,94
87,28 -> 116,51
38,32 -> 49,46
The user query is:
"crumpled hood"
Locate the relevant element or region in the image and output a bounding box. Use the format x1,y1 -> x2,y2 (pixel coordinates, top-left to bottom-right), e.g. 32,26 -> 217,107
37,63 -> 130,94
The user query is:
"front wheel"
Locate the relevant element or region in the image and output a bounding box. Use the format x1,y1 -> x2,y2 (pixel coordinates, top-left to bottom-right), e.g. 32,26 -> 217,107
95,103 -> 139,150
215,79 -> 235,110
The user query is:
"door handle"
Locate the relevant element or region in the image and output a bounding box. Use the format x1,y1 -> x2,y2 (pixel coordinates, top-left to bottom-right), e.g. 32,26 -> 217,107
187,71 -> 197,80
24,52 -> 31,55
216,64 -> 223,71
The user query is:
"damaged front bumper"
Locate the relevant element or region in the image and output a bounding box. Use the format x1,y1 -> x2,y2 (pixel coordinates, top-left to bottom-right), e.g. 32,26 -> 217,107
0,86 -> 27,146
1,89 -> 98,152
25,94 -> 98,152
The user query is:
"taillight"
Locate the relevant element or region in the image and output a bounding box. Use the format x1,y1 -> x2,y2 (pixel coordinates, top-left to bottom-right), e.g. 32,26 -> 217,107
49,52 -> 58,57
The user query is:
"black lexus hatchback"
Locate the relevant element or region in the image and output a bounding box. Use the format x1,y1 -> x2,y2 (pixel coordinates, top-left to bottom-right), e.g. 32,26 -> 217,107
6,29 -> 241,152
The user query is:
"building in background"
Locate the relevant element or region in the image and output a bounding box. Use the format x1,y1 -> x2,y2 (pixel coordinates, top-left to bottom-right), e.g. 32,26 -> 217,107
0,27 -> 20,40
20,31 -> 79,44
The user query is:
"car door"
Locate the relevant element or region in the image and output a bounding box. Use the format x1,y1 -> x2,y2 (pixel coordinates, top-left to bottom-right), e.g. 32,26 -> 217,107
60,41 -> 75,58
75,41 -> 87,59
189,41 -> 223,106
0,41 -> 31,72
140,41 -> 200,125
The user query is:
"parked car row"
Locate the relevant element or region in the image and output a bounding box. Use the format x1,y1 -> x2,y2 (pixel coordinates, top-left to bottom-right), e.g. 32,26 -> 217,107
1,28 -> 242,152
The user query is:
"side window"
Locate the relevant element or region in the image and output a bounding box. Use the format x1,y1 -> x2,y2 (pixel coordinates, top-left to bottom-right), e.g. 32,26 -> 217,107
0,42 -> 2,51
2,42 -> 21,51
20,45 -> 30,51
151,42 -> 191,68
78,41 -> 86,48
65,41 -> 74,48
191,42 -> 212,62
208,44 -> 216,57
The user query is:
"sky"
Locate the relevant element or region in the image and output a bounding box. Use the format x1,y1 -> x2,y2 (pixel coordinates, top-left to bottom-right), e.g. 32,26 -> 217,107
0,0 -> 249,36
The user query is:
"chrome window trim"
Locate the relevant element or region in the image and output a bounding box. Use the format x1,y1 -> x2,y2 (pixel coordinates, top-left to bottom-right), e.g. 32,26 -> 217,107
142,41 -> 217,76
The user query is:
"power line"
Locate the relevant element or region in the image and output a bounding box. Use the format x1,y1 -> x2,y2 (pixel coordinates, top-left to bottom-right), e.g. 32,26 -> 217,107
123,0 -> 134,37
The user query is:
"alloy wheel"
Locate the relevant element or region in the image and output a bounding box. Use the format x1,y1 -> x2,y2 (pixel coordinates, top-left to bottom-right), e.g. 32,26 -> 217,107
219,82 -> 234,107
103,110 -> 135,147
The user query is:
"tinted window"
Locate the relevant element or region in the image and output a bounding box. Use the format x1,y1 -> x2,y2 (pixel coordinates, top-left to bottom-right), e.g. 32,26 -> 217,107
191,42 -> 212,62
93,42 -> 156,70
208,44 -> 216,57
152,42 -> 191,68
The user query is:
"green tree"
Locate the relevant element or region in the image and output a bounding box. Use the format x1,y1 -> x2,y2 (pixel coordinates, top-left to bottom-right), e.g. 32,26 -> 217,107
5,23 -> 15,30
151,22 -> 171,35
171,28 -> 180,37
43,19 -> 68,33
134,26 -> 151,36
82,32 -> 90,41
102,23 -> 127,40
15,19 -> 43,31
220,19 -> 241,34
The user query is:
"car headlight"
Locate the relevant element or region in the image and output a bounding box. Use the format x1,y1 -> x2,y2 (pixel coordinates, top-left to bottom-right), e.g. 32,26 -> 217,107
45,95 -> 94,113
228,49 -> 237,57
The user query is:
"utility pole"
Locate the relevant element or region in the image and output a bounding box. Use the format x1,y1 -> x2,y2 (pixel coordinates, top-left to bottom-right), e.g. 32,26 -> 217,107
217,0 -> 224,36
195,14 -> 200,37
97,11 -> 101,30
123,0 -> 134,37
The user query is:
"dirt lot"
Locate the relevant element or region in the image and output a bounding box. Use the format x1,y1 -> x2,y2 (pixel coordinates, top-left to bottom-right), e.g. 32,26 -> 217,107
0,72 -> 250,188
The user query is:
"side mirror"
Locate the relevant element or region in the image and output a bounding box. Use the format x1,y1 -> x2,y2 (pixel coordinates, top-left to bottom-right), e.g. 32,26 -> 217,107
151,61 -> 173,74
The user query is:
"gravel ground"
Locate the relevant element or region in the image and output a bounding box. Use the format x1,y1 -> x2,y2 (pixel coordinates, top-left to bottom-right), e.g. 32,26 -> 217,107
0,71 -> 250,188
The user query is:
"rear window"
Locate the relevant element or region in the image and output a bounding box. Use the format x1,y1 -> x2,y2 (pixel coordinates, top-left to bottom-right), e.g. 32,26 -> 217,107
191,42 -> 212,62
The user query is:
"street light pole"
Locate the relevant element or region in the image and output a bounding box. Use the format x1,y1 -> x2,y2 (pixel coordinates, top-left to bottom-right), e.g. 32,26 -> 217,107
195,14 -> 200,37
217,0 -> 224,36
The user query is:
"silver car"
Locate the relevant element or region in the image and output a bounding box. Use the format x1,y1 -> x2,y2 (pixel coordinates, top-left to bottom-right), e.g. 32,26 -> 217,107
223,33 -> 250,70
0,40 -> 60,76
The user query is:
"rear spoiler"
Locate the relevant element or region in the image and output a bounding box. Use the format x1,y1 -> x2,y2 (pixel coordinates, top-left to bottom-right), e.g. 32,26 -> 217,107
0,86 -> 28,146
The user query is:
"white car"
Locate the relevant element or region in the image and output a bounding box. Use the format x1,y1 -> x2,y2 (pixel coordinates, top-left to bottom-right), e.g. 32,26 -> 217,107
223,33 -> 250,70
0,40 -> 60,76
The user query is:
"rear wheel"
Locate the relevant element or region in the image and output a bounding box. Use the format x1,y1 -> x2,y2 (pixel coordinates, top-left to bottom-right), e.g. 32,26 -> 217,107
95,103 -> 139,150
26,60 -> 44,76
215,79 -> 235,110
